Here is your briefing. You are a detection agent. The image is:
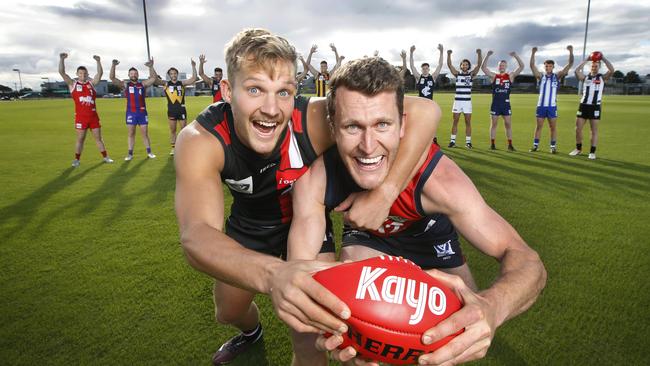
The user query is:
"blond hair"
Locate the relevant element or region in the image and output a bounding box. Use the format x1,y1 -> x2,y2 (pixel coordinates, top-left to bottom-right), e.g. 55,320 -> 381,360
224,28 -> 297,83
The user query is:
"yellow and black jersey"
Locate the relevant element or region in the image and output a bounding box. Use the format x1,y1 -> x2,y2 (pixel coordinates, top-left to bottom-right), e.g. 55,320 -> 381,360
165,80 -> 186,109
315,72 -> 330,97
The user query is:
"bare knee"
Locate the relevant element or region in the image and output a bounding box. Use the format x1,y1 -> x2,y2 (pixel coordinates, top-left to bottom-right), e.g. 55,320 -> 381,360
215,303 -> 251,325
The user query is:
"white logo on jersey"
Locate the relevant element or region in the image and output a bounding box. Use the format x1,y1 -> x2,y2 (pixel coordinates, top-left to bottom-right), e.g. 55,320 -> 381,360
434,240 -> 455,258
225,176 -> 253,194
259,162 -> 277,174
78,96 -> 95,105
421,85 -> 431,97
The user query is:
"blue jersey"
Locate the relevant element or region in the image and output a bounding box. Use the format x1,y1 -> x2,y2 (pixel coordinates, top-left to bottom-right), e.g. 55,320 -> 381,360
417,75 -> 434,99
537,73 -> 559,107
491,73 -> 511,105
125,81 -> 147,114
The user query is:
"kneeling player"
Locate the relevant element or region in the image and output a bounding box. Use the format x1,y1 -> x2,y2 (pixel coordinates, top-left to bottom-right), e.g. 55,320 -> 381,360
287,57 -> 547,366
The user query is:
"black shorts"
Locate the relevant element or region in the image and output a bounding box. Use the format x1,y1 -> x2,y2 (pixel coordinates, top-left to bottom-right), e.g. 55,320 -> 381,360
168,106 -> 187,120
226,215 -> 335,259
576,103 -> 601,120
341,217 -> 465,270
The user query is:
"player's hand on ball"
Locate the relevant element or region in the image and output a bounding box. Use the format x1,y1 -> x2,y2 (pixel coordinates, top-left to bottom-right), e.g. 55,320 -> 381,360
418,269 -> 498,365
268,260 -> 351,335
315,334 -> 380,366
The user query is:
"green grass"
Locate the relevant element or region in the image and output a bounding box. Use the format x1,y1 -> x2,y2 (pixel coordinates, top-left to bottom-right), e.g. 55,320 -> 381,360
1,94 -> 649,365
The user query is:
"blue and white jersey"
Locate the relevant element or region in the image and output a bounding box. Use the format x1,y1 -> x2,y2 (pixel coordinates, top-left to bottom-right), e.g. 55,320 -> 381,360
537,73 -> 559,107
454,73 -> 472,101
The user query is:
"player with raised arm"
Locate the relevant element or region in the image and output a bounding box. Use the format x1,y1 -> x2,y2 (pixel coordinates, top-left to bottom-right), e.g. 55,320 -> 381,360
153,59 -> 198,156
198,54 -> 224,103
529,45 -> 574,153
410,43 -> 444,145
570,52 -> 615,160
398,49 -> 408,80
59,53 -> 113,167
304,43 -> 344,97
174,28 -> 441,366
482,50 -> 524,151
295,55 -> 311,95
109,58 -> 160,161
447,48 -> 482,149
286,57 -> 546,366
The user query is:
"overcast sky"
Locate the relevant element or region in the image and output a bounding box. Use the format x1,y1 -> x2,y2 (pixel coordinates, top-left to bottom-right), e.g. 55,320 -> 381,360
1,0 -> 649,90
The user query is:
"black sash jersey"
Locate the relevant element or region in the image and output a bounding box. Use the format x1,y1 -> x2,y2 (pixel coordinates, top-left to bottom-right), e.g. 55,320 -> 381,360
196,96 -> 319,252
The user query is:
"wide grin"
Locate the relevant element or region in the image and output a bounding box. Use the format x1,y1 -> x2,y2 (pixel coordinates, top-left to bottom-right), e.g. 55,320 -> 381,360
355,155 -> 384,170
252,120 -> 279,136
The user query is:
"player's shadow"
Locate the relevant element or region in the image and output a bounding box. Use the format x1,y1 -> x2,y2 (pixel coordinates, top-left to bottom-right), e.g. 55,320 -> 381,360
0,163 -> 103,240
144,156 -> 175,206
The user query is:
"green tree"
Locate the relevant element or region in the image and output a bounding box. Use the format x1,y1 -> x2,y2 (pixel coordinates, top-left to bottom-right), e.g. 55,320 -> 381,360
612,70 -> 625,79
624,71 -> 641,83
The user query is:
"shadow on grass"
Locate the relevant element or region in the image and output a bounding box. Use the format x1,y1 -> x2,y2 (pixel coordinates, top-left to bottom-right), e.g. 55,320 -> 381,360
0,163 -> 103,240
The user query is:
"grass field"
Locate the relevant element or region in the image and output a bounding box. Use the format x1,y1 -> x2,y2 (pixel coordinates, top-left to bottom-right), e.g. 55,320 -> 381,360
1,93 -> 649,365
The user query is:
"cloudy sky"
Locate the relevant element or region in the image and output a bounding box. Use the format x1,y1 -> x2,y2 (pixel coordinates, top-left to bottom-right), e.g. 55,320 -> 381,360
1,0 -> 649,90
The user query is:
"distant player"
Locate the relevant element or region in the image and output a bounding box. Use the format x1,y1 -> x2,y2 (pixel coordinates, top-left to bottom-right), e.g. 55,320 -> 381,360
154,60 -> 198,155
570,53 -> 615,160
398,49 -> 408,80
109,58 -> 160,161
198,54 -> 224,103
446,48 -> 482,148
303,43 -> 344,97
295,55 -> 311,95
59,53 -> 113,167
410,43 -> 444,144
481,50 -> 524,151
529,45 -> 574,153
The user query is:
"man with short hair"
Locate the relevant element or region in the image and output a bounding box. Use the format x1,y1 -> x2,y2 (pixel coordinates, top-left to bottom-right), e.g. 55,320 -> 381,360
446,48 -> 483,148
59,52 -> 113,167
109,58 -> 160,160
286,57 -> 546,366
482,50 -> 525,151
570,54 -> 615,160
410,43 -> 444,144
529,45 -> 574,153
153,60 -> 198,156
303,43 -> 344,97
198,54 -> 224,103
174,28 -> 442,366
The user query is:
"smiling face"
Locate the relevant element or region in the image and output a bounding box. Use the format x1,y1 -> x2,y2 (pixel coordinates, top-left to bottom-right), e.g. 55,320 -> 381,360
320,61 -> 328,74
544,61 -> 555,74
332,87 -> 404,190
498,60 -> 507,73
460,60 -> 470,72
590,61 -> 601,74
128,69 -> 139,81
76,67 -> 88,82
222,59 -> 296,157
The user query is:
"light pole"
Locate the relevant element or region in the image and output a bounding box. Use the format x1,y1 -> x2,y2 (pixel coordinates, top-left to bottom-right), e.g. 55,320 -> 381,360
142,0 -> 153,96
579,0 -> 591,95
12,68 -> 22,91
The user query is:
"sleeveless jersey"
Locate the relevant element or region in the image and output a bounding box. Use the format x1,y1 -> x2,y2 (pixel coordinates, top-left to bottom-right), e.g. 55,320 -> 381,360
165,80 -> 186,109
324,143 -> 449,237
196,97 -> 318,231
537,73 -> 559,107
454,73 -> 472,101
492,73 -> 511,105
71,81 -> 98,118
581,73 -> 604,105
125,81 -> 147,113
315,72 -> 329,97
211,77 -> 222,103
417,74 -> 435,99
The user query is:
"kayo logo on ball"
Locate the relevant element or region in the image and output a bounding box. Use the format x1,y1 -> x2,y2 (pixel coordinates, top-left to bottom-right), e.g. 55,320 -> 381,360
356,265 -> 447,325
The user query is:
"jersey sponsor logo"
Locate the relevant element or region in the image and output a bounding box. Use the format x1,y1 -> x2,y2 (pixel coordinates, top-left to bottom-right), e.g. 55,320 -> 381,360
421,85 -> 431,97
355,265 -> 448,325
434,240 -> 455,258
377,215 -> 409,235
78,96 -> 95,105
225,176 -> 253,194
259,162 -> 277,174
129,86 -> 135,94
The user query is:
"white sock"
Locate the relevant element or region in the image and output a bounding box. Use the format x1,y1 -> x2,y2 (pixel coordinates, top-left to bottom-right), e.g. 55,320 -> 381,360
450,134 -> 456,142
466,136 -> 471,143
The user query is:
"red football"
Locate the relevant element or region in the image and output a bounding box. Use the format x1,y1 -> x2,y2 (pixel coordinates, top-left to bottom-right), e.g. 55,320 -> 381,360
313,255 -> 463,365
590,51 -> 603,61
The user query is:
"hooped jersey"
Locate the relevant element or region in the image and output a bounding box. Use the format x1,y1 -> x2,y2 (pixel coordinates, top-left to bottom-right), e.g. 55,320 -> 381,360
125,81 -> 147,113
196,96 -> 318,232
581,73 -> 604,105
417,74 -> 435,99
211,77 -> 222,103
537,73 -> 559,107
165,80 -> 186,109
323,143 -> 452,237
492,73 -> 511,104
71,81 -> 98,117
454,73 -> 472,101
315,72 -> 329,97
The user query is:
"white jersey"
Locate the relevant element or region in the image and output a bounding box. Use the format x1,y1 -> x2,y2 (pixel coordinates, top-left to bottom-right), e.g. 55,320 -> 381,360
537,73 -> 559,107
581,73 -> 604,105
454,73 -> 472,101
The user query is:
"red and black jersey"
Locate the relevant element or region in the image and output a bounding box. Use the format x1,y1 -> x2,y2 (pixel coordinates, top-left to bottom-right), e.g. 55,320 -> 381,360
196,96 -> 321,254
211,77 -> 222,103
323,143 -> 455,237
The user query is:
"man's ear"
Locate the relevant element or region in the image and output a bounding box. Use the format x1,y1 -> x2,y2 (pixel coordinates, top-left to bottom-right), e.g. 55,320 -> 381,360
221,79 -> 232,103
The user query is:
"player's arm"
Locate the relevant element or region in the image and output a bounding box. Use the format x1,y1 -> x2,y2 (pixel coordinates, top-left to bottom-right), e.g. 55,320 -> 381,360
529,47 -> 541,80
58,53 -> 75,89
109,59 -> 125,90
181,58 -> 198,86
399,49 -> 408,79
175,122 -> 349,334
558,45 -> 574,79
575,58 -> 588,81
330,43 -> 343,74
471,48 -> 483,77
431,43 -> 444,78
509,51 -> 525,81
415,156 -> 547,365
481,50 -> 496,80
142,58 -> 159,88
446,49 -> 459,76
602,55 -> 615,81
296,55 -> 310,83
409,45 -> 421,80
91,55 -> 103,86
198,54 -> 213,87
305,44 -> 321,76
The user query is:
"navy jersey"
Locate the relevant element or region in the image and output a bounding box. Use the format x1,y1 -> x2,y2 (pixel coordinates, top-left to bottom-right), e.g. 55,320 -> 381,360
125,81 -> 147,114
417,74 -> 435,99
491,73 -> 511,105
